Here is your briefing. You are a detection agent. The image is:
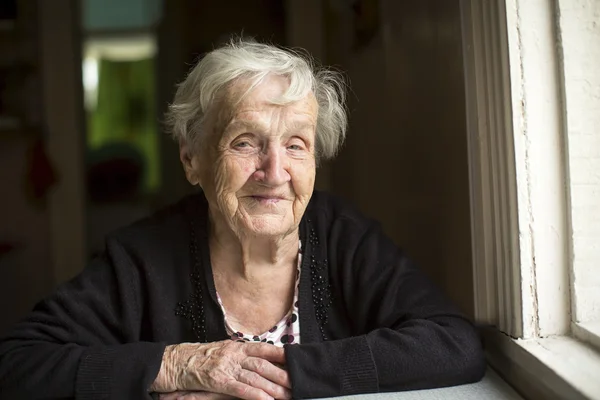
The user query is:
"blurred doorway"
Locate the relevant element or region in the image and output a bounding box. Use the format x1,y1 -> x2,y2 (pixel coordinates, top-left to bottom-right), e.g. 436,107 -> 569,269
81,0 -> 162,257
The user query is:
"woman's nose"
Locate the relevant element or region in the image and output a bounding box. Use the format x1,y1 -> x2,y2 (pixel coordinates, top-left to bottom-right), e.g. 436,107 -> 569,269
254,146 -> 291,186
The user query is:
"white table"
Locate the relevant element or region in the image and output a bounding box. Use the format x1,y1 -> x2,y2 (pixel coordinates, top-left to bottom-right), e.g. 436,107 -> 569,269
322,369 -> 524,400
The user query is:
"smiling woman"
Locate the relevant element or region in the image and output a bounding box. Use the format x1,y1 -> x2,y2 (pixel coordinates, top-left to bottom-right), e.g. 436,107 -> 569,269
0,37 -> 485,400
190,73 -> 318,238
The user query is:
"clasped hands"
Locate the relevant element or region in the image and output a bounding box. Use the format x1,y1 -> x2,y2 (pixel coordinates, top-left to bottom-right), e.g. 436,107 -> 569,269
151,340 -> 292,400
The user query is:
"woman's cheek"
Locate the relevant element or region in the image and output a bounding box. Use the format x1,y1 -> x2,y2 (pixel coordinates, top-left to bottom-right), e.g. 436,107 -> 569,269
213,160 -> 235,198
215,160 -> 251,197
242,162 -> 255,177
292,163 -> 316,192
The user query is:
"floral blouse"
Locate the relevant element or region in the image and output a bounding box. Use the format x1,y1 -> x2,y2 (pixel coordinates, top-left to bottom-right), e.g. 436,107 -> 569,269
216,242 -> 302,347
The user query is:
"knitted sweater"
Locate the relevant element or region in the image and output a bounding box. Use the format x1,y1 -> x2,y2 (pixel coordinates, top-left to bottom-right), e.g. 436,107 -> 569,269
0,191 -> 485,399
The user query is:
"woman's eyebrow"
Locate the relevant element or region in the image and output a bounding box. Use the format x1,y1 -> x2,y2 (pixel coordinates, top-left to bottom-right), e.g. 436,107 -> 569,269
223,119 -> 265,134
287,121 -> 316,133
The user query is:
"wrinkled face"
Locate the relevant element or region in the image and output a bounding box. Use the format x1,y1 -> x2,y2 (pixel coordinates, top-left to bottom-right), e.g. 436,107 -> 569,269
184,75 -> 318,238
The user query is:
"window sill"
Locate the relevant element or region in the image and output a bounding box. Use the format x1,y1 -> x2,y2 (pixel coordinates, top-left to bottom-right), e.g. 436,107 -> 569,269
573,322 -> 600,351
483,327 -> 600,400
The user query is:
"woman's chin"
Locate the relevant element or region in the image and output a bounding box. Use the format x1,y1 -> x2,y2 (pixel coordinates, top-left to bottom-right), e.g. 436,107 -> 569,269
240,216 -> 295,237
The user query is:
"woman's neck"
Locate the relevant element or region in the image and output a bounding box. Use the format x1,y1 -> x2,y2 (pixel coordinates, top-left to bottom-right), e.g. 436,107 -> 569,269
208,211 -> 300,280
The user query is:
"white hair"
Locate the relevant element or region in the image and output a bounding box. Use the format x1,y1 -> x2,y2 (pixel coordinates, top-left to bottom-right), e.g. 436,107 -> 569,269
166,38 -> 348,161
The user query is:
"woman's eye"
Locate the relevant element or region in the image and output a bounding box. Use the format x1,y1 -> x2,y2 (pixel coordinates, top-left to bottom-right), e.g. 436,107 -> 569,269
288,142 -> 305,151
234,141 -> 250,148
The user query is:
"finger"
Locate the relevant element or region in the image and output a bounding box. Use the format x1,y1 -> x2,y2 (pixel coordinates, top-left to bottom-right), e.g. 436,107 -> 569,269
179,392 -> 236,400
237,369 -> 292,400
159,391 -> 236,400
159,391 -> 192,400
242,343 -> 286,364
222,380 -> 274,400
242,357 -> 291,389
202,393 -> 236,400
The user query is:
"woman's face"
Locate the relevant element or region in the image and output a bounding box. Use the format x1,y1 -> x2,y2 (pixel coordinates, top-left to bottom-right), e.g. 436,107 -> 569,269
187,75 -> 318,238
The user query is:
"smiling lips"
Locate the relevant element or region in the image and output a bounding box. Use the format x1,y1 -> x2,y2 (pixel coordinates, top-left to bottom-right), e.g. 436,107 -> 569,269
249,195 -> 289,204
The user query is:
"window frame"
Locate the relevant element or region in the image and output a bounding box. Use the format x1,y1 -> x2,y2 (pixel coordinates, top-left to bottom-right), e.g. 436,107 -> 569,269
460,0 -> 600,398
553,0 -> 600,332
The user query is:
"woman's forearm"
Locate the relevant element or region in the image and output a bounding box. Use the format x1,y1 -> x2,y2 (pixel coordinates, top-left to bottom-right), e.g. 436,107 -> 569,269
151,344 -> 182,393
0,339 -> 165,399
285,318 -> 484,399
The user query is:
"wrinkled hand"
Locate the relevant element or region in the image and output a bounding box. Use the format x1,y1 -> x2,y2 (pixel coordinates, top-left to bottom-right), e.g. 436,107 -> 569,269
151,341 -> 291,400
159,391 -> 235,400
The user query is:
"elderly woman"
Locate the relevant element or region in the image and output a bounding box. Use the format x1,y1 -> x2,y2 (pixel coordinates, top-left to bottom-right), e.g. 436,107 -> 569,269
0,39 -> 484,399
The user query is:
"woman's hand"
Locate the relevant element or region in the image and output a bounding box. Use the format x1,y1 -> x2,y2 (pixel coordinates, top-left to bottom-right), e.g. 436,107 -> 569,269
151,341 -> 291,400
159,391 -> 235,400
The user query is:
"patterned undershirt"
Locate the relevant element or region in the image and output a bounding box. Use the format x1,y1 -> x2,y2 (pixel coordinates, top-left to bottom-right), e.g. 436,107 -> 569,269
216,242 -> 302,347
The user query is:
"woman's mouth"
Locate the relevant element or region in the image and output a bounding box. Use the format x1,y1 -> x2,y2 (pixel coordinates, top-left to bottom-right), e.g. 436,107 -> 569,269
250,195 -> 286,204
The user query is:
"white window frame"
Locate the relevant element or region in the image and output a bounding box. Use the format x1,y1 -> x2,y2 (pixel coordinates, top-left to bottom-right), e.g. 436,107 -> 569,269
556,0 -> 600,345
461,0 -> 600,399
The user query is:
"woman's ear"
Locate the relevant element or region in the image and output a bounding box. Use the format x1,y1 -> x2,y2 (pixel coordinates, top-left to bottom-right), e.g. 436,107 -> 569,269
179,144 -> 200,186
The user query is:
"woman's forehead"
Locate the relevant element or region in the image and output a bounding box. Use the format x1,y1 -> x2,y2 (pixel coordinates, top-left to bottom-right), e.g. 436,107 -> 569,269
219,96 -> 317,131
225,75 -> 317,113
227,102 -> 317,135
209,76 -> 318,140
223,115 -> 316,136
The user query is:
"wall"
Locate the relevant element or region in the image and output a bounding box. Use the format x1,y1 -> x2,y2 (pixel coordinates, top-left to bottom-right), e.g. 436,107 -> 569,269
327,0 -> 474,316
39,0 -> 87,285
0,0 -> 53,335
0,139 -> 53,335
0,0 -> 86,335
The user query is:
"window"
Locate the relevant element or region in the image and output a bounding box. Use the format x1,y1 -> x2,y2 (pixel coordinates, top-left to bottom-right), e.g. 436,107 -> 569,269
559,0 -> 600,349
461,0 -> 600,398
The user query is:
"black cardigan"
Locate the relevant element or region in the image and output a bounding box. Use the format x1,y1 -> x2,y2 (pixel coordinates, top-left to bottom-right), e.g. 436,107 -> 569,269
0,191 -> 485,399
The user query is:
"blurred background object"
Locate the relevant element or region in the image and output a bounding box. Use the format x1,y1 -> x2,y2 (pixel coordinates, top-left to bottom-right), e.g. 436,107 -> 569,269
82,0 -> 161,257
0,0 -> 473,337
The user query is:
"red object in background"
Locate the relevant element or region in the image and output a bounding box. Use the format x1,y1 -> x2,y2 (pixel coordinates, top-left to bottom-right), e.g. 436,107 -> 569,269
26,138 -> 58,200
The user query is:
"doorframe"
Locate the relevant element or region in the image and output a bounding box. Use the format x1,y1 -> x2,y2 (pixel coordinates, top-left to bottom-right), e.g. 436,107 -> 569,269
39,0 -> 87,285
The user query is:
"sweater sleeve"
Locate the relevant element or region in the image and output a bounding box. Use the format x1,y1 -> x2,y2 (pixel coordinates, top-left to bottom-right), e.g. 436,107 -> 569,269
0,237 -> 166,399
285,222 -> 486,398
